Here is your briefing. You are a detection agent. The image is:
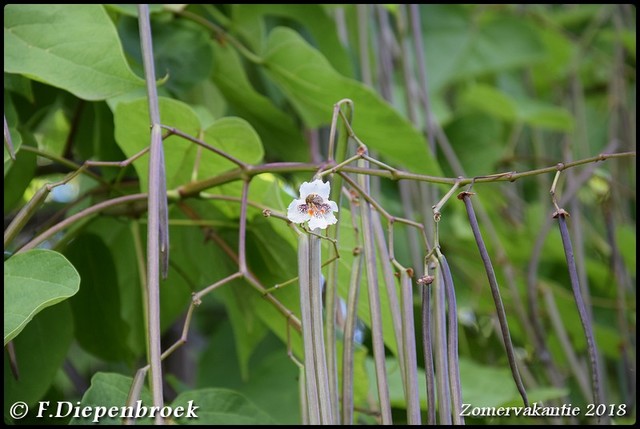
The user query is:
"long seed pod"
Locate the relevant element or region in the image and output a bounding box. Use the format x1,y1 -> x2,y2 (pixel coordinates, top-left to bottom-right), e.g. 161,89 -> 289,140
297,234 -> 321,424
437,250 -> 464,425
419,266 -> 437,425
358,157 -> 393,424
399,269 -> 421,425
341,248 -> 363,425
309,234 -> 334,424
459,192 -> 529,407
433,264 -> 452,424
554,209 -> 607,424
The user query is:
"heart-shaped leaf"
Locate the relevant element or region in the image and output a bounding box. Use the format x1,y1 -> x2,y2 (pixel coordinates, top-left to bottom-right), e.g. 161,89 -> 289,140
4,5 -> 144,100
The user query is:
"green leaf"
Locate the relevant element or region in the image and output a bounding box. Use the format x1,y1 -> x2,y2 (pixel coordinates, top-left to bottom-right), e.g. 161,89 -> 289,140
114,98 -> 264,192
4,249 -> 80,344
200,117 -> 264,174
69,372 -> 153,425
515,98 -> 574,131
211,43 -> 307,162
171,388 -> 277,425
231,4 -> 353,77
234,346 -> 302,424
4,302 -> 74,420
114,97 -> 200,191
460,84 -> 518,121
4,73 -> 35,102
64,234 -> 132,362
4,5 -> 144,100
422,5 -> 545,92
219,286 -> 268,382
530,26 -> 575,92
263,27 -> 441,175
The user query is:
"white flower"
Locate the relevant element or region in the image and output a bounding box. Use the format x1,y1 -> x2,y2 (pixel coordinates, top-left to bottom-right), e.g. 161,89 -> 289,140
287,179 -> 339,230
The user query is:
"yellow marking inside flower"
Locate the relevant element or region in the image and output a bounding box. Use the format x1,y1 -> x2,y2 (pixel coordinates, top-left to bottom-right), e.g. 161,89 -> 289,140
304,193 -> 330,217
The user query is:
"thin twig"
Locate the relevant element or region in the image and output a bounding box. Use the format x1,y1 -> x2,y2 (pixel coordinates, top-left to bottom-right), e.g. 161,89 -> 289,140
177,152 -> 636,198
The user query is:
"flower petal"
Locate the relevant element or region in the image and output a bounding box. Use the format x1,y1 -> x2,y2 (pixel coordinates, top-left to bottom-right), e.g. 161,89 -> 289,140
328,200 -> 339,212
299,179 -> 331,200
323,211 -> 338,226
313,179 -> 331,199
308,215 -> 328,230
298,181 -> 316,199
287,199 -> 310,224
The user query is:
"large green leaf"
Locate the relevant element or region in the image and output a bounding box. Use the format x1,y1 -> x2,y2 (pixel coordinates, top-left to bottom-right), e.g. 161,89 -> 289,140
211,43 -> 307,162
114,97 -> 199,191
530,25 -> 576,93
231,4 -> 353,77
262,27 -> 442,175
422,5 -> 545,93
172,388 -> 277,425
4,249 -> 80,344
4,302 -> 74,420
69,372 -> 153,425
201,117 -> 265,174
4,5 -> 144,100
64,234 -> 132,362
114,97 -> 264,192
